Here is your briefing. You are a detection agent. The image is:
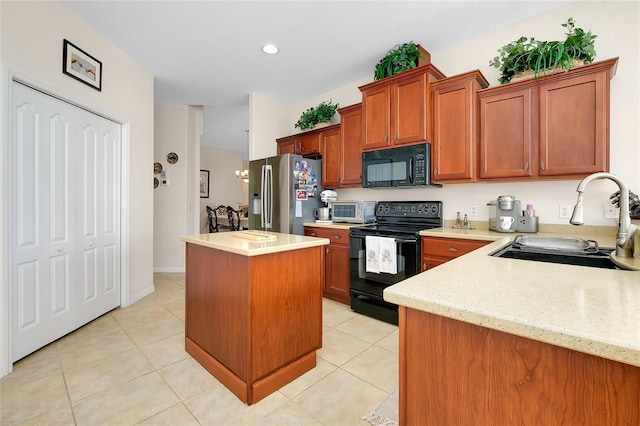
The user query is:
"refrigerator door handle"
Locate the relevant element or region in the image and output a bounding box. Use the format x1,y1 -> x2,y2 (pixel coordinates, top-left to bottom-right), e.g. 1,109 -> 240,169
262,165 -> 273,229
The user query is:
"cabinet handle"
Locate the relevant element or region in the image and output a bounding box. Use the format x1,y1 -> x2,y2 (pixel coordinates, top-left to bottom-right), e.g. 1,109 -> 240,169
383,135 -> 388,142
333,235 -> 340,239
310,232 -> 316,236
423,262 -> 428,271
394,134 -> 398,140
540,161 -> 545,170
434,168 -> 438,176
57,248 -> 63,252
448,247 -> 458,253
524,162 -> 529,171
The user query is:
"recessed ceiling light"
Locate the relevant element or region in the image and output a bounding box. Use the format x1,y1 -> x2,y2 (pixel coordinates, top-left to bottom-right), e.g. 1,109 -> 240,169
262,44 -> 279,55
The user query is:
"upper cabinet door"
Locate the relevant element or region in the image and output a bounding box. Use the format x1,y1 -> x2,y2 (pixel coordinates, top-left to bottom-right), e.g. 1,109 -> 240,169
431,71 -> 488,183
479,87 -> 535,179
339,104 -> 363,186
321,126 -> 342,188
392,72 -> 427,146
538,72 -> 608,176
361,85 -> 391,150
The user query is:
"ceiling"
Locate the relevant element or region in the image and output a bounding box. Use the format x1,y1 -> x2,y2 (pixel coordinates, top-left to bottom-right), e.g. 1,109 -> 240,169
61,1 -> 573,108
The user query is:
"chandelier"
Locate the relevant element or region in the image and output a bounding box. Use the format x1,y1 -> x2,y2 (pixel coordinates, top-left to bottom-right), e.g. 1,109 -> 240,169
235,169 -> 249,183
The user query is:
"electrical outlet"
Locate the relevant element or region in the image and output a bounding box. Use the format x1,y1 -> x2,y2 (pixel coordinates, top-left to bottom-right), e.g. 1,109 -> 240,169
469,205 -> 478,217
604,202 -> 618,219
559,204 -> 572,219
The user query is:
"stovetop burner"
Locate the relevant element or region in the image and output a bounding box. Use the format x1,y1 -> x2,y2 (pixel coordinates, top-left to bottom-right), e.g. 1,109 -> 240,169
350,201 -> 443,236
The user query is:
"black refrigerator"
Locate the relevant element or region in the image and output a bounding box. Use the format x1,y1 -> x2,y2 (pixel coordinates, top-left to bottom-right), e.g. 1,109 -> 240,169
248,154 -> 323,235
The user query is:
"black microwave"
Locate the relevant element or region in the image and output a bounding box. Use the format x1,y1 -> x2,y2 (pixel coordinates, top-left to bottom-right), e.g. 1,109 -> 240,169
362,143 -> 437,188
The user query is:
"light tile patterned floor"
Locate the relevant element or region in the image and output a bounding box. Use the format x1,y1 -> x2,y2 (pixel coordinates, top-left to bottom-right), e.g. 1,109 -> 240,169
0,273 -> 398,425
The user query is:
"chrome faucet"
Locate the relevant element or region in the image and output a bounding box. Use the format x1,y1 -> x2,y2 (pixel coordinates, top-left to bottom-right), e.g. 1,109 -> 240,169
570,172 -> 637,257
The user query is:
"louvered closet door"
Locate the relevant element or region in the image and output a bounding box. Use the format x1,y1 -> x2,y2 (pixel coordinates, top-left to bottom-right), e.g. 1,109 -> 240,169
11,82 -> 121,361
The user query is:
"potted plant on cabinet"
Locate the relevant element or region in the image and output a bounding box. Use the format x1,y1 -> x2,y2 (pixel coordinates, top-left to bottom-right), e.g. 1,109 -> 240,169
373,41 -> 425,80
294,100 -> 339,131
489,18 -> 597,84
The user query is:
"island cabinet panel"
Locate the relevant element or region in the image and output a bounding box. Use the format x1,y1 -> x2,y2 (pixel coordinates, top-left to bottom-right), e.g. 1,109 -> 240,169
305,226 -> 351,305
478,58 -> 617,181
185,242 -> 323,405
421,236 -> 489,271
399,308 -> 640,426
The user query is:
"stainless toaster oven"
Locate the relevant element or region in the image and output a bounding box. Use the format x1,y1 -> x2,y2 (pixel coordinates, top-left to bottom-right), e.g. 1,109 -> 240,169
331,201 -> 376,224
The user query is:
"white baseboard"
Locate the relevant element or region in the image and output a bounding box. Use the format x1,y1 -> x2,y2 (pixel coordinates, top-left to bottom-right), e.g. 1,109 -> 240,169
153,267 -> 186,273
129,285 -> 155,306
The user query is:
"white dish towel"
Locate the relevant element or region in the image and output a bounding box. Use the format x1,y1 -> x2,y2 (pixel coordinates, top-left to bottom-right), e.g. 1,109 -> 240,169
366,236 -> 397,274
365,235 -> 380,274
378,236 -> 397,274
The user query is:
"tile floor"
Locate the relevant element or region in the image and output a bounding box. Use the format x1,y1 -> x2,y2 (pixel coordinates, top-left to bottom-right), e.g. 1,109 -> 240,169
1,273 -> 398,425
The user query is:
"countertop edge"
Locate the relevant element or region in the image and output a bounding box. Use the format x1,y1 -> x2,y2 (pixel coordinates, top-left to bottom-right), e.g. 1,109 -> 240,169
384,237 -> 640,367
181,232 -> 330,256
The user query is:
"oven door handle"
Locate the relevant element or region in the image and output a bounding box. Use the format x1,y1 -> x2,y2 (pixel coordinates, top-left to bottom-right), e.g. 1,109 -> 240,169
394,238 -> 418,244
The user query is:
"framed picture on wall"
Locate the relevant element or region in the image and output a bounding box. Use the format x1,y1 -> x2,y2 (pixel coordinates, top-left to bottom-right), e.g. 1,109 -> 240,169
200,170 -> 210,198
62,39 -> 102,91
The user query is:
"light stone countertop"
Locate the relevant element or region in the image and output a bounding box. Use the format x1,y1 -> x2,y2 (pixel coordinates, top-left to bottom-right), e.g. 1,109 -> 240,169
181,230 -> 329,256
303,221 -> 363,230
385,225 -> 640,367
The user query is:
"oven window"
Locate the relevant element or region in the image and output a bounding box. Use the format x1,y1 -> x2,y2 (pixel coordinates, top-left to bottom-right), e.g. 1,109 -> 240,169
366,161 -> 407,183
350,234 -> 418,287
357,248 -> 406,284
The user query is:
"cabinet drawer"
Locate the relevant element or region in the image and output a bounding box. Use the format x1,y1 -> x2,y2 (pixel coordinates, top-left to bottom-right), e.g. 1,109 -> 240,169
422,237 -> 488,259
305,227 -> 350,246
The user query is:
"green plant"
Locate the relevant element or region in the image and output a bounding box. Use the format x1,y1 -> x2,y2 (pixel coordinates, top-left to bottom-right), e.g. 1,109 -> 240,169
489,18 -> 597,84
294,100 -> 339,130
374,41 -> 424,80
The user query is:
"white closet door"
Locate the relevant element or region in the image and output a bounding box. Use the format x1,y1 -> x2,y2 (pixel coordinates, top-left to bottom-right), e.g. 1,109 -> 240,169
74,108 -> 121,323
11,83 -> 121,361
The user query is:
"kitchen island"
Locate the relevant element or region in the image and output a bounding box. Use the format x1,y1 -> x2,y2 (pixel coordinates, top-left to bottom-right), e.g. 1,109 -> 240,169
180,231 -> 329,405
385,226 -> 640,425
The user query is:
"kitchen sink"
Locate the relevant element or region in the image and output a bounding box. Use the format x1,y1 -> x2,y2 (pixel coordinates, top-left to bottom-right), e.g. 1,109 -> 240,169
491,245 -> 623,269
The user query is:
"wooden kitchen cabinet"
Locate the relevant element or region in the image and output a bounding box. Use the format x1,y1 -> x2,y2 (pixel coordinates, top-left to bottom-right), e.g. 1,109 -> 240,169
399,308 -> 640,425
322,103 -> 362,188
430,70 -> 489,183
298,131 -> 322,157
305,226 -> 351,305
321,125 -> 342,188
359,65 -> 445,151
276,135 -> 298,155
478,58 -> 618,181
421,236 -> 489,271
277,125 -> 339,159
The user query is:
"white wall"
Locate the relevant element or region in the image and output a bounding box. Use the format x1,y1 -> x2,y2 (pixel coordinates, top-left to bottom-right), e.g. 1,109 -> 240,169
249,92 -> 290,160
1,0 -> 155,375
199,146 -> 246,232
202,105 -> 249,160
252,1 -> 640,227
153,105 -> 203,272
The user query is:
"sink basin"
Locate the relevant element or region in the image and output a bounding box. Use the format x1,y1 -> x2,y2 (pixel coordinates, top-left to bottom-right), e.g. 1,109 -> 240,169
491,244 -> 625,270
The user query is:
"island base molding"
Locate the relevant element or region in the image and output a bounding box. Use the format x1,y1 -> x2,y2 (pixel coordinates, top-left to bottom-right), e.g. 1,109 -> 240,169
399,307 -> 640,425
186,337 -> 317,405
